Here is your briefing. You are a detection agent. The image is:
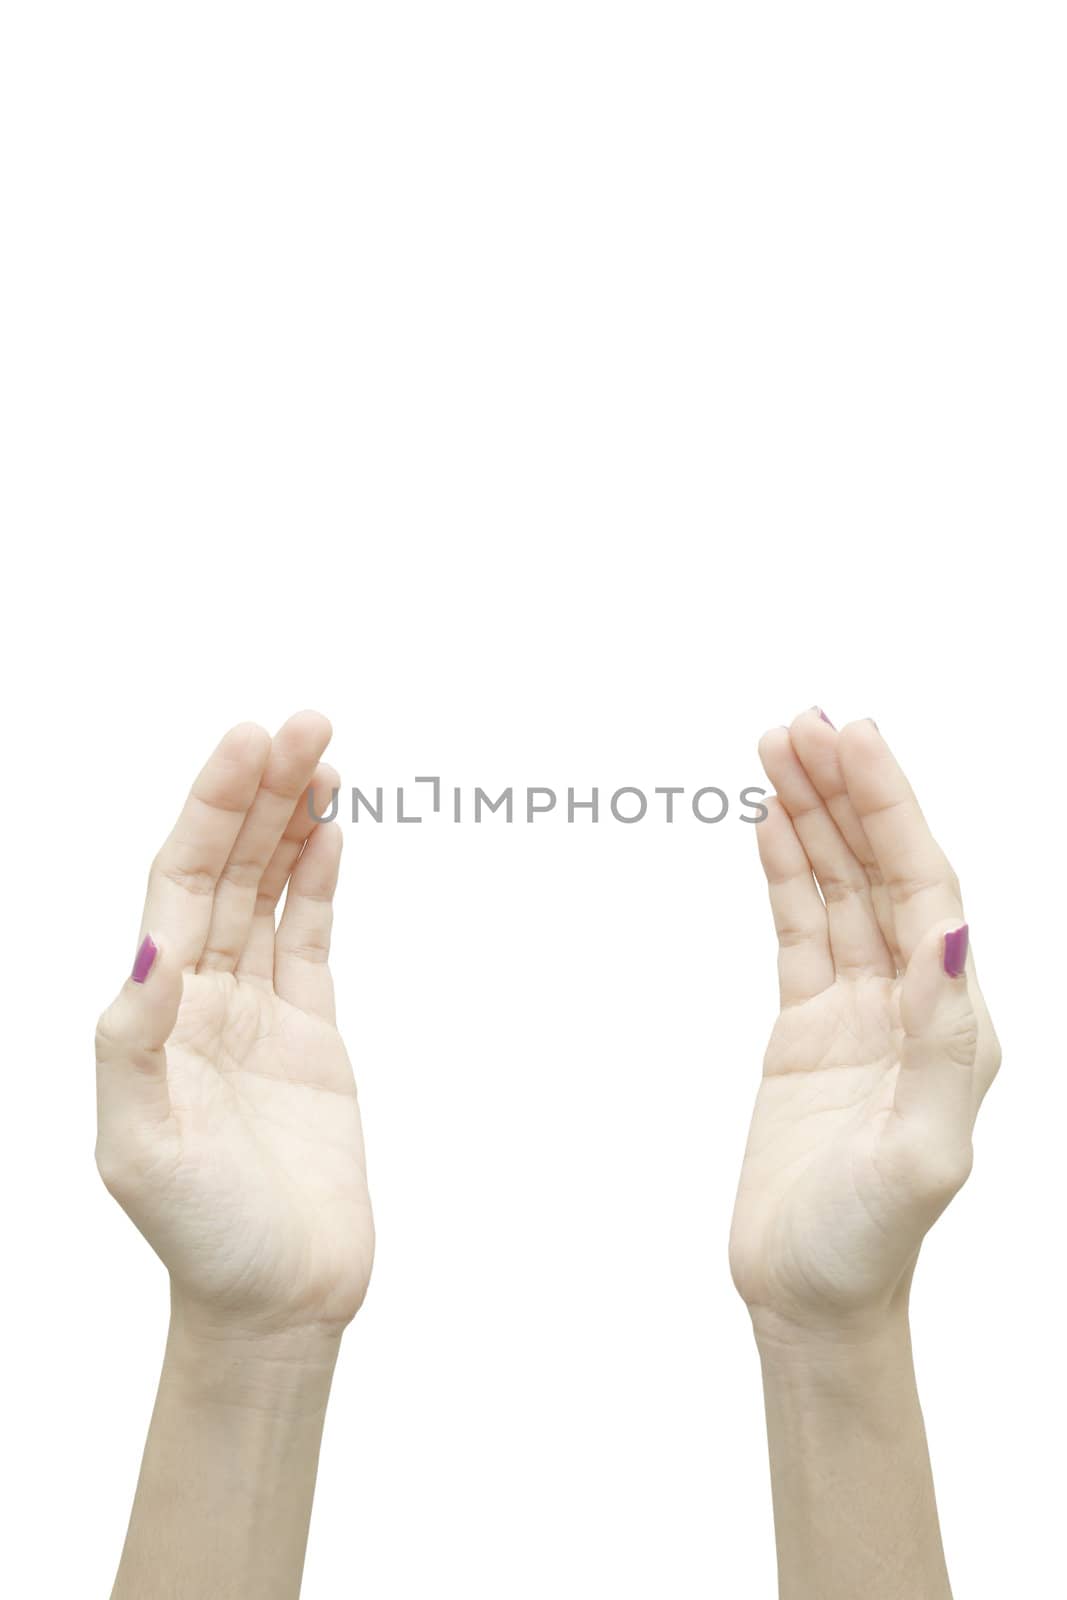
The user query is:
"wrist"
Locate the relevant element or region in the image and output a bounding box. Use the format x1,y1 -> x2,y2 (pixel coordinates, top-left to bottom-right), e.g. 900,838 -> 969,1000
163,1292 -> 343,1417
752,1303 -> 915,1400
751,1305 -> 951,1600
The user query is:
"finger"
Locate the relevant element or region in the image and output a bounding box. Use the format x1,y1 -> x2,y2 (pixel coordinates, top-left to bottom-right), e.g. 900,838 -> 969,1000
755,794 -> 833,1007
760,721 -> 893,980
837,720 -> 963,963
275,821 -> 343,1021
889,921 -> 978,1175
95,934 -> 182,1133
236,763 -> 340,986
788,711 -> 904,969
142,723 -> 272,969
198,711 -> 333,974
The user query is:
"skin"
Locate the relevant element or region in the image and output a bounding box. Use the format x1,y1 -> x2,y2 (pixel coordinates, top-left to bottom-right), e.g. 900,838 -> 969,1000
96,707 -> 1000,1597
96,712 -> 372,1600
730,711 -> 1001,1600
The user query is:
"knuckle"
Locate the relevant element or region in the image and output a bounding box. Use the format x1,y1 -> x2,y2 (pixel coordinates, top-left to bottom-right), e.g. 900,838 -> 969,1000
984,1025 -> 1003,1078
887,872 -> 942,907
942,1016 -> 980,1067
94,1141 -> 131,1200
198,945 -> 241,970
218,856 -> 266,890
281,938 -> 329,965
819,873 -> 867,906
924,1144 -> 974,1201
95,1007 -> 121,1053
152,853 -> 216,897
907,1137 -> 974,1203
886,1119 -> 974,1204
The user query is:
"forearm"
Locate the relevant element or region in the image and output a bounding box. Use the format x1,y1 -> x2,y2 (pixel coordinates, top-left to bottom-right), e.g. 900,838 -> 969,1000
754,1308 -> 952,1600
111,1297 -> 343,1600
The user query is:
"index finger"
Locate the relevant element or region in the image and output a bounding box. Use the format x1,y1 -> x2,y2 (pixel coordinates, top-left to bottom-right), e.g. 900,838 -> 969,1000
140,722 -> 272,968
836,720 -> 963,963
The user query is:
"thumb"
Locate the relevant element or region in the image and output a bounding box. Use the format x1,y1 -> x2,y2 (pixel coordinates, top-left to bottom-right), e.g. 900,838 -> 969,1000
95,934 -> 182,1130
895,920 -> 978,1138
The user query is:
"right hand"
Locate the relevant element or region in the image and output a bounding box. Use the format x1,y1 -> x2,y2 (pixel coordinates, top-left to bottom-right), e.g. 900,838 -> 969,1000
729,712 -> 1000,1334
95,713 -> 374,1335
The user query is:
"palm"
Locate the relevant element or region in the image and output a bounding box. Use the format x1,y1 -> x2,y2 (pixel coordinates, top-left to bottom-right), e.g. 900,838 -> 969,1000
732,979 -> 911,1313
96,712 -> 374,1333
150,974 -> 372,1326
729,714 -> 998,1326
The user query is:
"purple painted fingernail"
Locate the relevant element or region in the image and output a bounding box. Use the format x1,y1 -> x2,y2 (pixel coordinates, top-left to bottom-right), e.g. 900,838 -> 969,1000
814,707 -> 835,728
943,924 -> 969,978
132,935 -> 158,984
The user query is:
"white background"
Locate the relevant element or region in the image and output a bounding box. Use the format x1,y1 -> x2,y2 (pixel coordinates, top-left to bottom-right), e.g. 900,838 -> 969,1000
2,4 -> 1063,1596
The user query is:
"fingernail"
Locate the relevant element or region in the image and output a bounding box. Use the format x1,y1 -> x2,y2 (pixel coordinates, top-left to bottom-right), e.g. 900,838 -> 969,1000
813,707 -> 835,728
132,934 -> 158,984
943,924 -> 969,978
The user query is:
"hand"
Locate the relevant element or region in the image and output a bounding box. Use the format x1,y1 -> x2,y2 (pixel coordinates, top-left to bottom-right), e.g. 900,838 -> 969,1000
95,713 -> 373,1337
729,712 -> 1000,1336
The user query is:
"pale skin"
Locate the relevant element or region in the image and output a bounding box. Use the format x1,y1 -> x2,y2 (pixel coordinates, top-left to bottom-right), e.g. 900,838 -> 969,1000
97,709 -> 999,1597
730,711 -> 1001,1600
96,712 -> 373,1600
